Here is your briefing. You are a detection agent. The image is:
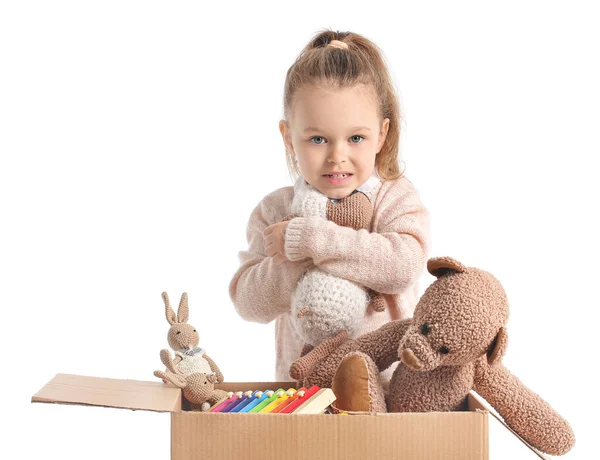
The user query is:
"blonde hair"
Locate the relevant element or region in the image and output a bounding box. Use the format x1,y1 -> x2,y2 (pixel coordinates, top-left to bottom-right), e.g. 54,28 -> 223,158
282,29 -> 404,181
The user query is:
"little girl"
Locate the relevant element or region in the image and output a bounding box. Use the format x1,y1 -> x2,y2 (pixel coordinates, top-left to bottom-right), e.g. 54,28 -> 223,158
229,30 -> 430,381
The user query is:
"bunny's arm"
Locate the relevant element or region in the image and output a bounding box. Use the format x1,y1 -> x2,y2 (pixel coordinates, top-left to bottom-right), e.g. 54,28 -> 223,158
283,178 -> 430,295
474,357 -> 575,456
203,353 -> 224,383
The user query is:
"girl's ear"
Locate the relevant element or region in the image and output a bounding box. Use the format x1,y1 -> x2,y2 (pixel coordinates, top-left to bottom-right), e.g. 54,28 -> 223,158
487,327 -> 508,366
377,118 -> 390,153
279,119 -> 294,155
177,292 -> 189,324
427,257 -> 467,277
162,292 -> 178,325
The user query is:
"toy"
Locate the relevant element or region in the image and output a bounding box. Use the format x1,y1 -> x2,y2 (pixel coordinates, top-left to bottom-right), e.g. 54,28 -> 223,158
159,291 -> 223,381
289,256 -> 575,456
154,349 -> 230,411
283,177 -> 386,349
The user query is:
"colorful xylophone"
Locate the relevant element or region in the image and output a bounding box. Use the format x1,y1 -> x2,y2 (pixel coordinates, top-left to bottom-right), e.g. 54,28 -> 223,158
206,386 -> 336,414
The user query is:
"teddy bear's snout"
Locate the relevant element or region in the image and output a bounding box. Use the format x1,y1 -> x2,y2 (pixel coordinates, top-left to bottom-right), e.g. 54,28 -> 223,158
401,348 -> 421,370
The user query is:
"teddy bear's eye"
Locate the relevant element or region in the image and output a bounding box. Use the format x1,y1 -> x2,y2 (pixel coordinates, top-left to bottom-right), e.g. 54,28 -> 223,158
420,323 -> 431,335
193,329 -> 196,332
176,331 -> 181,334
439,346 -> 450,354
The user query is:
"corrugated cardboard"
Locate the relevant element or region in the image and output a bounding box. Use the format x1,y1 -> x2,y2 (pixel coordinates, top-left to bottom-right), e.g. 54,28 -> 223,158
32,373 -> 548,460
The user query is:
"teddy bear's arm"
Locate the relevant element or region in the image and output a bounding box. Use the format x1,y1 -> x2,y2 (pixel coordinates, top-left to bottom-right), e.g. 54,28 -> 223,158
204,354 -> 224,383
289,331 -> 348,380
355,319 -> 411,371
290,319 -> 411,387
473,359 -> 575,456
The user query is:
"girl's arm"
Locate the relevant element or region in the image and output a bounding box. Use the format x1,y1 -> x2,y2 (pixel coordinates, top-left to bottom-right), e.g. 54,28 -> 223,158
229,188 -> 313,323
283,178 -> 430,295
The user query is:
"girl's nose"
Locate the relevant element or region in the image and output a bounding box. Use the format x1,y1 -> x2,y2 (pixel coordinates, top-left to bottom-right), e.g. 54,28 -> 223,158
327,142 -> 348,164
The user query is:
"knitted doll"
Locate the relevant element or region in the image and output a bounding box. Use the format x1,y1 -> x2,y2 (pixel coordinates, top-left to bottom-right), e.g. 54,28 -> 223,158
154,349 -> 230,411
288,257 -> 575,456
284,177 -> 386,351
159,292 -> 223,382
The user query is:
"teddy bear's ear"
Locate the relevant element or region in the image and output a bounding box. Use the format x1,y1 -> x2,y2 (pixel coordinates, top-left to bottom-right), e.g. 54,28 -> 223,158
487,327 -> 508,366
427,257 -> 467,277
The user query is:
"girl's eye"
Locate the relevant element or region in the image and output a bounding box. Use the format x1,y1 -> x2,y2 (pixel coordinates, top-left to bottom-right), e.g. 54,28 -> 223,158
310,135 -> 364,144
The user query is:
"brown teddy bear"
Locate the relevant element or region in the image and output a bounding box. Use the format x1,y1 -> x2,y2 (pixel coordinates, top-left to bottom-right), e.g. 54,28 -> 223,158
289,256 -> 575,456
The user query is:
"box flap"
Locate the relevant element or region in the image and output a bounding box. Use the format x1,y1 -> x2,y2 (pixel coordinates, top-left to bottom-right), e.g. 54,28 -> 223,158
468,391 -> 549,460
31,373 -> 182,413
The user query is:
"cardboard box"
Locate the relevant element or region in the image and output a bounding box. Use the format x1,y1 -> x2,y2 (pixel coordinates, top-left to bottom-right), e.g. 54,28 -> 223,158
32,373 -> 548,460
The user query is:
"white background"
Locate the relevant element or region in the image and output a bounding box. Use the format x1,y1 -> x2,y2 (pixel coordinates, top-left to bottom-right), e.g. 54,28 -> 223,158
1,1 -> 598,459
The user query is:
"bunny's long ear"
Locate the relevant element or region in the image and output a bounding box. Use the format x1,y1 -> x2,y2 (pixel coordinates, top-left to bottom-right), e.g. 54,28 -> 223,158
427,257 -> 467,278
177,292 -> 189,324
162,292 -> 178,325
154,370 -> 186,389
487,327 -> 509,366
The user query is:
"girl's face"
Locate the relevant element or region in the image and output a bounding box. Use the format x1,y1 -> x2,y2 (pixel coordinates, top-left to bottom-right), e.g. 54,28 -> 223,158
280,83 -> 390,200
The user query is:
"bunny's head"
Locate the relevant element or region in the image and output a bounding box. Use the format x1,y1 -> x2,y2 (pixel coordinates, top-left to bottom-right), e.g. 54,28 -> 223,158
154,349 -> 217,405
162,291 -> 199,351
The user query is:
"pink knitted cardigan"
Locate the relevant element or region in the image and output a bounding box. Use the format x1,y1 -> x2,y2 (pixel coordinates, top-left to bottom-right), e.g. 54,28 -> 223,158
229,176 -> 430,381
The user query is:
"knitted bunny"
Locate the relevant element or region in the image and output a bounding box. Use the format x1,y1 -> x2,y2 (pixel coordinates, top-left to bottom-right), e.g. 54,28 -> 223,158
154,349 -> 230,411
284,177 -> 386,350
159,291 -> 224,382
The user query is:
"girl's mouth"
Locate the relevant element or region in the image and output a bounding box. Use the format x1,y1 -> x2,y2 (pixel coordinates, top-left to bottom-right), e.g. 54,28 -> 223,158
323,173 -> 353,185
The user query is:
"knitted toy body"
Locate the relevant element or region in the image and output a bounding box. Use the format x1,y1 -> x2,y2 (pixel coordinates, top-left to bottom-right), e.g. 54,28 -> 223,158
174,347 -> 214,375
287,177 -> 383,347
288,257 -> 575,456
154,349 -> 229,411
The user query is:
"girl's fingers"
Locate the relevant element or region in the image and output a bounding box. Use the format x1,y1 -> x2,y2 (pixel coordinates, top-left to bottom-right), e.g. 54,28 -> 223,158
274,252 -> 286,265
264,234 -> 281,248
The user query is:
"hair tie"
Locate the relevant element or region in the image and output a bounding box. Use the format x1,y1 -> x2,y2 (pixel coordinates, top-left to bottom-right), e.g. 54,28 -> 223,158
328,40 -> 348,50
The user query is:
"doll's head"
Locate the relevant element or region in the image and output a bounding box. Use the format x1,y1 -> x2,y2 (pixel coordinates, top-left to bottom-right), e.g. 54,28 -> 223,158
279,30 -> 402,200
162,291 -> 200,351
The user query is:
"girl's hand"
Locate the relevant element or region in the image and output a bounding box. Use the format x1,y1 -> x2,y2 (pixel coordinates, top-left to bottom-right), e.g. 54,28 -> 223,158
263,221 -> 289,265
